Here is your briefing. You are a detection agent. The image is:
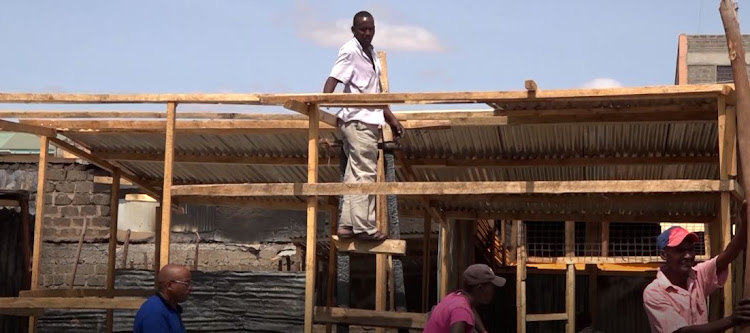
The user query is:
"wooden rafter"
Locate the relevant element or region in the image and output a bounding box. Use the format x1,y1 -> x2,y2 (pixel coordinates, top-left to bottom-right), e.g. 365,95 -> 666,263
171,180 -> 739,197
0,119 -> 56,137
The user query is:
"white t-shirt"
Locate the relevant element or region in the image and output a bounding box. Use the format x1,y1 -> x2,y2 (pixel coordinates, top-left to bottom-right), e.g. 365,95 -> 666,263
328,38 -> 385,125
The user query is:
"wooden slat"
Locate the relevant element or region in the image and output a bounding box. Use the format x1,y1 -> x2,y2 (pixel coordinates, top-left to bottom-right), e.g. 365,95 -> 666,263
105,168 -> 121,333
313,307 -> 426,329
330,236 -> 406,255
0,297 -> 145,310
159,102 -> 177,269
400,209 -> 717,223
421,211 -> 431,312
525,255 -> 709,264
171,180 -> 738,197
516,220 -> 527,333
303,104 -> 320,333
0,308 -> 44,317
565,221 -> 575,333
19,289 -> 153,298
438,219 -> 450,300
0,110 -> 309,119
0,93 -> 262,104
526,313 -> 568,322
718,94 -> 735,318
283,100 -> 338,127
31,137 -> 49,289
0,119 -> 56,137
0,155 -> 77,164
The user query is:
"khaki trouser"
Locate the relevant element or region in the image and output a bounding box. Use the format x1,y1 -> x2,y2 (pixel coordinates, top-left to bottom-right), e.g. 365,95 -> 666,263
339,120 -> 378,235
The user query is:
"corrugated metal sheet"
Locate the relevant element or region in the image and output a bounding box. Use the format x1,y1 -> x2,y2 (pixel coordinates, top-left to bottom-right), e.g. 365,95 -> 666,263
38,270 -> 305,333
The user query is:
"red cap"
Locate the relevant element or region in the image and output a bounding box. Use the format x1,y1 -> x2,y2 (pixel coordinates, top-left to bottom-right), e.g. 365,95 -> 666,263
657,226 -> 699,250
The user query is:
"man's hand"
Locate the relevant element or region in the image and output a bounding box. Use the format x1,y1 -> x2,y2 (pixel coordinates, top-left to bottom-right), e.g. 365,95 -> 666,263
389,119 -> 404,138
732,297 -> 750,326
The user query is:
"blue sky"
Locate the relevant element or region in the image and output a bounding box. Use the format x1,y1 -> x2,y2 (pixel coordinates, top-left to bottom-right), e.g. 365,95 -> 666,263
0,0 -> 747,111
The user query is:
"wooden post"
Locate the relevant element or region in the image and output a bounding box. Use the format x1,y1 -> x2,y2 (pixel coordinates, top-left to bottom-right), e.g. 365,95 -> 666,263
375,51 -> 390,333
20,197 -> 31,289
304,103 -> 320,333
718,95 -> 736,318
585,221 -> 600,327
121,230 -> 131,268
159,102 -> 177,269
422,211 -> 431,312
438,218 -> 450,300
29,136 -> 49,333
325,206 -> 337,333
153,207 -> 162,275
601,222 -> 609,257
69,218 -> 88,288
105,168 -> 121,333
510,220 -> 519,262
718,2 -> 750,320
515,220 -> 526,333
565,221 -> 575,333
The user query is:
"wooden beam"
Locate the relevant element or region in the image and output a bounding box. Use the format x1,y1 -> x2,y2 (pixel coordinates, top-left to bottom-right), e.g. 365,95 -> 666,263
718,1 -> 750,317
325,206 -> 337,333
171,180 -> 738,197
410,210 -> 717,224
526,313 -> 567,322
94,176 -> 135,186
565,221 -> 575,333
676,34 -> 689,85
0,119 -> 56,137
159,102 -> 177,269
313,307 -> 426,330
19,289 -> 153,298
719,94 -> 735,318
0,155 -> 77,164
375,51 -> 390,333
30,136 -> 49,296
47,137 -> 162,200
90,151 -> 717,168
303,103 -> 320,333
0,308 -> 44,317
438,219 -> 450,300
0,110 -> 309,119
0,297 -> 145,310
421,211 -> 431,312
105,168 -> 121,333
525,80 -> 538,92
330,236 -> 406,255
20,198 -> 31,289
283,100 -> 337,127
0,84 -> 731,105
516,220 -> 527,333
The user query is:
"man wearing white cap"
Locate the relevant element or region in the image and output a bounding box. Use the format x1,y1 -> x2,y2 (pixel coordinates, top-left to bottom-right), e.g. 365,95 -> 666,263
424,264 -> 505,333
643,214 -> 750,333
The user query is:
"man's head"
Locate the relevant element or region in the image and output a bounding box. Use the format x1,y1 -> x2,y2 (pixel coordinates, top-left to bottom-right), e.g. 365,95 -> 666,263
157,264 -> 192,304
462,264 -> 506,304
351,11 -> 375,48
658,226 -> 699,274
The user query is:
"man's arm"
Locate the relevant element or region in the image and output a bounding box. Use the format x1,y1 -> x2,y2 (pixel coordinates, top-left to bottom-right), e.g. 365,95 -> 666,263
716,202 -> 747,272
472,308 -> 487,333
450,321 -> 467,333
323,77 -> 340,94
383,106 -> 403,138
673,317 -> 734,333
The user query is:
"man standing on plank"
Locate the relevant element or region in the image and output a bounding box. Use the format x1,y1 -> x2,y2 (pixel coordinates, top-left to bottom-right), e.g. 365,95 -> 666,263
323,10 -> 403,241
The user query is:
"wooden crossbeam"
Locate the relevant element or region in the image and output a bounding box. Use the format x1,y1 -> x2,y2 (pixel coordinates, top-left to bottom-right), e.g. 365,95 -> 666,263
399,209 -> 716,223
313,307 -> 427,329
0,84 -> 731,105
284,100 -> 338,127
0,297 -> 146,310
0,155 -> 79,164
171,180 -> 738,197
86,151 -> 719,168
19,289 -> 153,298
48,138 -> 163,200
0,110 -> 309,119
527,313 -> 567,322
0,119 -> 56,137
331,236 -> 406,255
526,255 -> 709,265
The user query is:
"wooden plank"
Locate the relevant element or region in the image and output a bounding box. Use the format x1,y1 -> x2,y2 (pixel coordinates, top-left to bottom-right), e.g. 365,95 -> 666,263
47,137 -> 162,200
159,102 -> 177,269
0,84 -> 731,105
0,308 -> 44,317
676,34 -> 688,85
0,198 -> 20,206
303,103 -> 319,333
400,209 -> 718,223
325,206 -> 337,333
516,220 -> 526,333
718,95 -> 735,318
565,221 -> 575,333
19,289 -> 153,298
526,313 -> 568,322
105,168 -> 120,333
375,52 -> 390,333
94,176 -> 135,186
0,297 -> 145,310
0,119 -> 56,137
171,179 -> 738,197
602,222 -> 610,257
0,110 -> 308,119
0,93 -> 262,104
422,211 -> 431,312
0,155 -> 77,164
438,219 -> 450,300
31,137 -> 48,290
91,151 -> 718,168
69,218 -> 88,287
20,199 -> 31,289
718,2 -> 750,319
283,100 -> 337,127
313,307 -> 426,330
330,236 -> 406,255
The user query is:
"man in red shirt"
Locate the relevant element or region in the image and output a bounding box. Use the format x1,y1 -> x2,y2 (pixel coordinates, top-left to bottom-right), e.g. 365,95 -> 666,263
424,264 -> 505,333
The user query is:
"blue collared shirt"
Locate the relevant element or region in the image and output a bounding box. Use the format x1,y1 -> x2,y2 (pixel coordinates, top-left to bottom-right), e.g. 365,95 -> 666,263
133,294 -> 186,333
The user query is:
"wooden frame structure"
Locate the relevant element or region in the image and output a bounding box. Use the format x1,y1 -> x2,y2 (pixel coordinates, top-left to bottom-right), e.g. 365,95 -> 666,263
0,82 -> 741,332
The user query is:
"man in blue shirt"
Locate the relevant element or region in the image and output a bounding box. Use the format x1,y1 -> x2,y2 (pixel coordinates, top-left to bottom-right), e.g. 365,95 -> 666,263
133,264 -> 192,333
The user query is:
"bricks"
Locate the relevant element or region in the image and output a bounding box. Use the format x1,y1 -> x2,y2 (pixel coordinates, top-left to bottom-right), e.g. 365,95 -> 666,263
90,194 -> 110,205
100,206 -> 111,217
72,194 -> 91,205
89,217 -> 110,228
60,206 -> 80,217
86,275 -> 105,287
81,205 -> 99,216
54,182 -> 74,193
74,181 -> 94,193
43,205 -> 60,216
54,194 -> 73,205
52,217 -> 71,228
66,170 -> 88,181
47,169 -> 66,181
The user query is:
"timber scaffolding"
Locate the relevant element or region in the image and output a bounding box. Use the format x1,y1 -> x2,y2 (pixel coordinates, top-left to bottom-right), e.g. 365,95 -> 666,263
0,81 -> 744,332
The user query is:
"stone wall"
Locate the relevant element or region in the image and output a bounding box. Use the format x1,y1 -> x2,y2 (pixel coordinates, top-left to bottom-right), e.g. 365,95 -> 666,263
38,242 -> 297,288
